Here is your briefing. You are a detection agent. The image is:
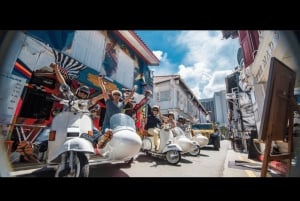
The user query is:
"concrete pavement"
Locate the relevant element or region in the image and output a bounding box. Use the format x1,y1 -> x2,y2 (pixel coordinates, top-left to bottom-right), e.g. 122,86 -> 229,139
9,140 -> 282,177
222,142 -> 261,177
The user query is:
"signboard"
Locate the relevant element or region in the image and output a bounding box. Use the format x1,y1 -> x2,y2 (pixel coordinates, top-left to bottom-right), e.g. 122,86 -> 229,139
0,73 -> 26,138
225,93 -> 236,100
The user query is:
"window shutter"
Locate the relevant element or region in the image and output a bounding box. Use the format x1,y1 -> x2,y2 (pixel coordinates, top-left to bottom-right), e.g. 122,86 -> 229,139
238,31 -> 260,67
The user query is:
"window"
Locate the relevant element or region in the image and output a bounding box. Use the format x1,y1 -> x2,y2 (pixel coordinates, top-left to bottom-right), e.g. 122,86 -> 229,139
159,90 -> 170,101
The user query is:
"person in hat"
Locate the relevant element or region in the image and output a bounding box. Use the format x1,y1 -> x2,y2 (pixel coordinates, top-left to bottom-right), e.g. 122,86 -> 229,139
177,116 -> 187,131
122,86 -> 137,117
144,105 -> 165,151
52,63 -> 105,106
52,63 -> 107,147
167,112 -> 177,129
98,77 -> 134,133
122,92 -> 133,116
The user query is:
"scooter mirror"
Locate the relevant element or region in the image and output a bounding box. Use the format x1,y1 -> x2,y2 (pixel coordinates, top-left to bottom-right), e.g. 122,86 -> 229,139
90,104 -> 100,112
60,84 -> 70,94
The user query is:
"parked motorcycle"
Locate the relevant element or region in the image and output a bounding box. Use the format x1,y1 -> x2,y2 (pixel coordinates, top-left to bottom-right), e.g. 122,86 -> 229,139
184,127 -> 209,149
141,123 -> 182,165
46,84 -> 142,177
172,127 -> 201,156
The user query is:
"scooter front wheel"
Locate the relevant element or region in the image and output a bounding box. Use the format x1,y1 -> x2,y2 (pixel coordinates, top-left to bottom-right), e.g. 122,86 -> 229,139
166,150 -> 181,165
55,152 -> 89,177
189,145 -> 201,156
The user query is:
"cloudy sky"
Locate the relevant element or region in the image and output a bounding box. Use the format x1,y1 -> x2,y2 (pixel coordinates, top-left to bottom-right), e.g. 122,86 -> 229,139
135,31 -> 240,99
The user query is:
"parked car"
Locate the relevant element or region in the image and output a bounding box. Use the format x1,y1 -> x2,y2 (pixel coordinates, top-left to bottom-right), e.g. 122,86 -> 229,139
191,123 -> 220,150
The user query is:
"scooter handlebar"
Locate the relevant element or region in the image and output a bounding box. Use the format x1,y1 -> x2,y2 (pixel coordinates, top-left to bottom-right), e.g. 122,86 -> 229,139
46,94 -> 63,102
48,94 -> 70,105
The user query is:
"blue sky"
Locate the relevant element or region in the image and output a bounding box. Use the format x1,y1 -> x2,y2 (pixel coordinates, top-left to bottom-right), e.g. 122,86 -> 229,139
135,31 -> 240,99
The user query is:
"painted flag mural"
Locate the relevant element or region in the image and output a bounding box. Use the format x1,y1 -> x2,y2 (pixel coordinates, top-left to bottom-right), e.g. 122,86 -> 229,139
52,48 -> 87,81
12,58 -> 32,80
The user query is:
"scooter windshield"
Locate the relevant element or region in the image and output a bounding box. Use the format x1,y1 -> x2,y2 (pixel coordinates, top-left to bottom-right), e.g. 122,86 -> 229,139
172,127 -> 185,137
110,113 -> 136,130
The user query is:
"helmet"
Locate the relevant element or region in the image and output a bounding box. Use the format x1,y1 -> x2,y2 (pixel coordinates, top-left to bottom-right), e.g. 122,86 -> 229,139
145,90 -> 152,95
178,116 -> 184,121
152,105 -> 159,110
76,85 -> 90,97
111,90 -> 122,97
168,112 -> 175,117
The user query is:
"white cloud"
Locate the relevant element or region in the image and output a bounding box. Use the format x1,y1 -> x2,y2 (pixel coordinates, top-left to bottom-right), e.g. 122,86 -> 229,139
148,31 -> 239,99
152,50 -> 163,61
151,50 -> 177,76
202,70 -> 233,98
175,31 -> 239,99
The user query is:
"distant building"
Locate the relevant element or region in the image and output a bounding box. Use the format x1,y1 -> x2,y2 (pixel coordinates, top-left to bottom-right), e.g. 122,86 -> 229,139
153,75 -> 207,123
214,90 -> 228,126
200,98 -> 215,122
200,90 -> 228,126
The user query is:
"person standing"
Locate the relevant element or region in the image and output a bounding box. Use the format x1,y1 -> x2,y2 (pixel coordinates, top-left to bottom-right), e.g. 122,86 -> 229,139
134,89 -> 152,135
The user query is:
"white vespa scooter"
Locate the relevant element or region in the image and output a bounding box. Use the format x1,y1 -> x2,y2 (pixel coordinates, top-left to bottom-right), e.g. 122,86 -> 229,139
172,126 -> 201,156
47,84 -> 142,177
141,123 -> 182,165
185,126 -> 209,149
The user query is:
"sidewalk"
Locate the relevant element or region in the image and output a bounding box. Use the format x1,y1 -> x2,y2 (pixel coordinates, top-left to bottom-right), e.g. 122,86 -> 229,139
222,141 -> 285,177
222,140 -> 264,177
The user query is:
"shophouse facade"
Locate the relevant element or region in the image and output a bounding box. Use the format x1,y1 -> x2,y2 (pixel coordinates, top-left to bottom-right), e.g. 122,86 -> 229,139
223,30 -> 300,176
152,75 -> 207,123
0,30 -> 159,153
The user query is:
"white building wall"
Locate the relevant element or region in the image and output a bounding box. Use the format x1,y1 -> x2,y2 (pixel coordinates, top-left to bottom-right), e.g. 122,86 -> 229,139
152,80 -> 171,113
70,30 -> 136,89
214,90 -> 228,126
70,31 -> 106,72
153,76 -> 206,122
115,50 -> 135,89
250,31 -> 300,132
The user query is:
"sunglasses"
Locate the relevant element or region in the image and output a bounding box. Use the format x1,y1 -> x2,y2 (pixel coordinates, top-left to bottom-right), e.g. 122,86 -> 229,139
153,110 -> 158,112
113,93 -> 121,96
79,91 -> 89,95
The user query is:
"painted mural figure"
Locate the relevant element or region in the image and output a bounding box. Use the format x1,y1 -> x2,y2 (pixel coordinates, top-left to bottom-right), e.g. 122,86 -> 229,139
103,42 -> 118,77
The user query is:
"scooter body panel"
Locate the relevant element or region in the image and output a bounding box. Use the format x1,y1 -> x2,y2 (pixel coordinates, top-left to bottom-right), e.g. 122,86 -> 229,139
100,127 -> 142,161
172,127 -> 201,154
161,143 -> 182,153
47,112 -> 93,163
193,134 -> 209,148
174,135 -> 195,153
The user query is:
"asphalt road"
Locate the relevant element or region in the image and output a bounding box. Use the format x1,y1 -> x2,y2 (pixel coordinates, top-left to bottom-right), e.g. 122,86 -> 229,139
13,140 -> 253,177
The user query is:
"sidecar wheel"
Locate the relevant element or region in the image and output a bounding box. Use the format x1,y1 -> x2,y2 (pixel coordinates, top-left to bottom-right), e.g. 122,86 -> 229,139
189,145 -> 201,156
166,150 -> 181,165
55,152 -> 89,177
